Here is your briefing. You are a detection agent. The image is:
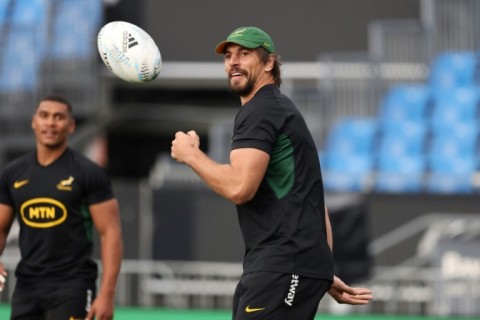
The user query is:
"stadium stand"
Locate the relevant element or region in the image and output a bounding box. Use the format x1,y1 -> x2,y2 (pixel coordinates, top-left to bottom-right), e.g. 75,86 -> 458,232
0,0 -> 102,167
321,51 -> 480,194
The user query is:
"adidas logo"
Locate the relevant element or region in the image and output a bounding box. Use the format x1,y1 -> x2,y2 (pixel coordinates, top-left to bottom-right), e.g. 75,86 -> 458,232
122,31 -> 139,53
127,33 -> 139,48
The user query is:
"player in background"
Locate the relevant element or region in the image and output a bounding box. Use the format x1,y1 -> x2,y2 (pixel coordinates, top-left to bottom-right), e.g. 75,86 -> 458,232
171,26 -> 373,319
0,95 -> 123,320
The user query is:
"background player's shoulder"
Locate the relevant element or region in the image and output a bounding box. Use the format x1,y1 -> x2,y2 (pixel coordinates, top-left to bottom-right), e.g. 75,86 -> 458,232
1,151 -> 35,172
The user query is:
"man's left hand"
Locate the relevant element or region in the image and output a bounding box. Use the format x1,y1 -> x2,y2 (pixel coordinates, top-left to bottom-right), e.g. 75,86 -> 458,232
328,275 -> 373,305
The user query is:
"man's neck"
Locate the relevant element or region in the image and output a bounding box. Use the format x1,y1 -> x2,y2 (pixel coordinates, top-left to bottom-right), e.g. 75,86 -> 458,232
240,79 -> 275,106
36,145 -> 67,167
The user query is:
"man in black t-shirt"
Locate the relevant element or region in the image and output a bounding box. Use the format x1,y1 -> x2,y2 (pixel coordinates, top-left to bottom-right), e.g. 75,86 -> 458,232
0,96 -> 123,320
171,27 -> 373,319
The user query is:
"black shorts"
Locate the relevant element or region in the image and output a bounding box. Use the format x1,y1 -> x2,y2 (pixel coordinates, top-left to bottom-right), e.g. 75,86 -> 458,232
11,281 -> 96,320
232,271 -> 332,320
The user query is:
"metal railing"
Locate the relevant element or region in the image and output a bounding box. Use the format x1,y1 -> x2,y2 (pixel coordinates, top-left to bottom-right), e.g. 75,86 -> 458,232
1,214 -> 479,317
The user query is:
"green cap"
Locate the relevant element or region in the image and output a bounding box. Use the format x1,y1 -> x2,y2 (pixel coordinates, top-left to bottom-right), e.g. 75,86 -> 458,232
215,27 -> 275,54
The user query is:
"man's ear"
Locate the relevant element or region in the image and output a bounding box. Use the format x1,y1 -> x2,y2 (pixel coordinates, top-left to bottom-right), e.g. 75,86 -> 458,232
264,54 -> 275,72
69,119 -> 76,134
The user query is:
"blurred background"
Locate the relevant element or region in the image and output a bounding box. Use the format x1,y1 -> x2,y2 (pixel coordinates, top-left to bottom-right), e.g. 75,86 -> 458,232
1,0 -> 480,318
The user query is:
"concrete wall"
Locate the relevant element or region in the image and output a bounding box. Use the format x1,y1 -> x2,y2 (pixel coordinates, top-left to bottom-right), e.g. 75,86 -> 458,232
106,0 -> 419,61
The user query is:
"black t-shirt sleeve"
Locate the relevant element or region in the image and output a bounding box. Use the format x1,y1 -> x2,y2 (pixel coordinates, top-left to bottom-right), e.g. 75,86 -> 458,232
231,99 -> 285,154
81,160 -> 114,205
0,167 -> 13,206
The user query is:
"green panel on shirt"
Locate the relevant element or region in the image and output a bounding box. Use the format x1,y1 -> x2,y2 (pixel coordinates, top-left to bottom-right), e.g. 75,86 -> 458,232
266,133 -> 294,199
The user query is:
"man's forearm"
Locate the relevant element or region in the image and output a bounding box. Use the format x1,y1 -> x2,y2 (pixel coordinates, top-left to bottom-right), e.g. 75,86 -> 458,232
99,231 -> 123,297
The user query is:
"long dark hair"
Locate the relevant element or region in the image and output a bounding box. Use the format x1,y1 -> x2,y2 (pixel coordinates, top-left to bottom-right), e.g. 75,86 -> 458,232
258,47 -> 282,88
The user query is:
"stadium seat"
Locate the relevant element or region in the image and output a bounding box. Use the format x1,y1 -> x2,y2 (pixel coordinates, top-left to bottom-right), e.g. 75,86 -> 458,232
374,154 -> 425,193
373,84 -> 431,193
430,86 -> 479,129
3,0 -> 49,60
429,156 -> 477,174
431,119 -> 478,138
0,28 -> 40,91
321,153 -> 374,192
377,120 -> 427,158
428,124 -> 478,161
0,0 -> 9,23
426,120 -> 478,194
321,118 -> 377,192
324,117 -> 377,157
49,0 -> 103,59
11,0 -> 46,26
378,84 -> 431,123
426,157 -> 477,194
428,51 -> 477,91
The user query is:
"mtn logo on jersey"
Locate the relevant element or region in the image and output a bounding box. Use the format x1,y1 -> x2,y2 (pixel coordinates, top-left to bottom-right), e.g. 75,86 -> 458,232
20,198 -> 67,228
57,176 -> 74,191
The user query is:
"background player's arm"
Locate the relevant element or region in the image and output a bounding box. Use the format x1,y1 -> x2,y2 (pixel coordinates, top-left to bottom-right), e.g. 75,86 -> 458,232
0,204 -> 15,291
171,130 -> 269,204
86,198 -> 123,320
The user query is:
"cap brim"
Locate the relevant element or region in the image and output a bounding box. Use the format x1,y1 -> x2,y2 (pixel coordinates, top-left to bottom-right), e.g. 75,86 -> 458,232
215,41 -> 228,54
215,39 -> 261,54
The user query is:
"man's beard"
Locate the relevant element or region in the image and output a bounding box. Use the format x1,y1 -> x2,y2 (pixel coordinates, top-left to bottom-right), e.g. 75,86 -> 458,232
228,76 -> 254,97
45,141 -> 64,149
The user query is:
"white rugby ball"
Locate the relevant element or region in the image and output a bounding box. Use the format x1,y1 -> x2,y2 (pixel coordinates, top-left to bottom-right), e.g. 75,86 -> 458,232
97,21 -> 162,83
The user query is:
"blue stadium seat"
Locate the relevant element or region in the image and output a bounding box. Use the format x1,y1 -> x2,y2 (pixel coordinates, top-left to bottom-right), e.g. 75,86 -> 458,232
375,154 -> 425,193
377,121 -> 427,158
321,117 -> 377,192
5,0 -> 49,58
324,118 -> 377,157
428,124 -> 478,160
429,51 -> 477,91
426,157 -> 477,194
378,84 -> 430,123
321,153 -> 374,192
0,28 -> 40,91
49,0 -> 103,59
373,85 -> 431,193
431,119 -> 478,138
0,0 -> 8,23
426,120 -> 478,194
429,156 -> 477,174
430,86 -> 479,129
11,0 -> 46,26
